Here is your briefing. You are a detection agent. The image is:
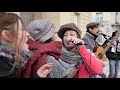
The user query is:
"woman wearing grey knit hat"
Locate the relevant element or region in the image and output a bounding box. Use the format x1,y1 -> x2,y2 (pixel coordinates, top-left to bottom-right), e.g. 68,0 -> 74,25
27,19 -> 61,42
22,19 -> 67,78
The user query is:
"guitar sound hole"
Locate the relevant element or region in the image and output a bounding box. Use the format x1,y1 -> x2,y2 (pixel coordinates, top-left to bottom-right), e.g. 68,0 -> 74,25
98,53 -> 103,59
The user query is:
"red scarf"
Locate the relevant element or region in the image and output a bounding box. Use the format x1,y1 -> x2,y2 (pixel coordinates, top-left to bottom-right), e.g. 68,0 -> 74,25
22,41 -> 62,78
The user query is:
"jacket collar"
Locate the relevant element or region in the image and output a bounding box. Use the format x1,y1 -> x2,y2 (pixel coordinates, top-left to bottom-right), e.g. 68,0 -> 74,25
86,32 -> 95,39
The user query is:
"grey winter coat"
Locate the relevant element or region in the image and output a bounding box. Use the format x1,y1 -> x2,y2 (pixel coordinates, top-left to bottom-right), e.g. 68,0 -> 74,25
82,32 -> 99,52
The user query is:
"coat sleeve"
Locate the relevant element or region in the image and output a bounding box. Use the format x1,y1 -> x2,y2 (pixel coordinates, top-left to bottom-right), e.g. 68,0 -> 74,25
82,38 -> 90,49
79,46 -> 103,75
0,56 -> 20,78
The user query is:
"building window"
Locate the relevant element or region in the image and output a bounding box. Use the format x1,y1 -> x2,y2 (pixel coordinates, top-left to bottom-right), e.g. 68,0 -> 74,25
74,12 -> 80,26
96,12 -> 103,23
74,15 -> 78,26
105,28 -> 111,39
20,12 -> 34,27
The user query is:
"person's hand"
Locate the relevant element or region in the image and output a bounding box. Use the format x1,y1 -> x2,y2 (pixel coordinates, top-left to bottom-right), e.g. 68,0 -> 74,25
107,42 -> 112,46
37,63 -> 53,78
69,37 -> 84,45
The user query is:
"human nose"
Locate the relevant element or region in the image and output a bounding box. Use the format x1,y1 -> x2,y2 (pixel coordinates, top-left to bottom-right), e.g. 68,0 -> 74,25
25,31 -> 30,37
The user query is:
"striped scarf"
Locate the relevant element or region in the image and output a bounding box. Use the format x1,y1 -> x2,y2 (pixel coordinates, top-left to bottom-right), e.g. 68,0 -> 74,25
0,41 -> 30,68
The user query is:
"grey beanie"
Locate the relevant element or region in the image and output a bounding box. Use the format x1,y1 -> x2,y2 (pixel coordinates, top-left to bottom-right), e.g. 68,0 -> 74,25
27,19 -> 55,42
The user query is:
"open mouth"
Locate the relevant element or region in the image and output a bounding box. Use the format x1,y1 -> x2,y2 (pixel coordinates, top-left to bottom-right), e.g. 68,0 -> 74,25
66,42 -> 74,45
27,35 -> 35,44
26,40 -> 29,44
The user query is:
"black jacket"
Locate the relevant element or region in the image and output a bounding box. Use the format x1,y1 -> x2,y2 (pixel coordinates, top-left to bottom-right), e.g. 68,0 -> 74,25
0,56 -> 44,78
102,39 -> 120,60
0,56 -> 21,78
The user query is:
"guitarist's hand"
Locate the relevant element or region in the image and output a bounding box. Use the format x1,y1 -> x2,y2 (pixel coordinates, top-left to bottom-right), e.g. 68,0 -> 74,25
107,42 -> 112,46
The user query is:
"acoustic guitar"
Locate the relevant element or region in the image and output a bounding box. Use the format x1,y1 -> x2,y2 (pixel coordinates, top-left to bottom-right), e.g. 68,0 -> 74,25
93,45 -> 111,61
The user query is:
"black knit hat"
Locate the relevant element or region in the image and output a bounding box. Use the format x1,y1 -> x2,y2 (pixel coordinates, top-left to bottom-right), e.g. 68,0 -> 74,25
57,23 -> 81,40
86,22 -> 100,30
112,30 -> 119,37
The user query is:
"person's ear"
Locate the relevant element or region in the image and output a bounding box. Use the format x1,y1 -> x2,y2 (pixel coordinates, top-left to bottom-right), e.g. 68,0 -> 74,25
89,28 -> 92,32
1,30 -> 13,42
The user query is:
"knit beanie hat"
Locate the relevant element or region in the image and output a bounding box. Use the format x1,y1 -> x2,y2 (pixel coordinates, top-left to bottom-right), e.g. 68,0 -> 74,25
27,19 -> 55,42
57,23 -> 81,40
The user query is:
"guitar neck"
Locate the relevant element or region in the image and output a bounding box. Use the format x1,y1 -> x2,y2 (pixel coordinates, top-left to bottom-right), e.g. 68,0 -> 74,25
104,45 -> 111,53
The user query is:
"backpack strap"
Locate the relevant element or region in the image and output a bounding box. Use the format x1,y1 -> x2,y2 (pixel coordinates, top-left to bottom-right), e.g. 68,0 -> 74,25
67,62 -> 80,78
